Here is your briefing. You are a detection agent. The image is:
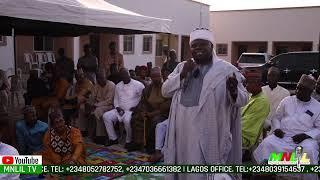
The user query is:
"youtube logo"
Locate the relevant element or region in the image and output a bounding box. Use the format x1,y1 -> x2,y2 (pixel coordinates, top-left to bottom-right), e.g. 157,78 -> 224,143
2,156 -> 14,164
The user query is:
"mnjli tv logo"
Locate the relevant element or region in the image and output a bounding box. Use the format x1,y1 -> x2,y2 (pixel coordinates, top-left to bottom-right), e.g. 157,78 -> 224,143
2,156 -> 14,164
268,146 -> 310,165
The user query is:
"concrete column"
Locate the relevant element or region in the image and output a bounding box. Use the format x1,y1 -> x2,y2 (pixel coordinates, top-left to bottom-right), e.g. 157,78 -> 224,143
267,41 -> 273,55
313,41 -> 319,51
73,37 -> 80,68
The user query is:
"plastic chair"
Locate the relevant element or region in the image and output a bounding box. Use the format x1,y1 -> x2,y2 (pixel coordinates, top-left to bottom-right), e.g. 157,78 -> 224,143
24,53 -> 37,71
45,52 -> 56,64
35,53 -> 47,69
30,53 -> 41,69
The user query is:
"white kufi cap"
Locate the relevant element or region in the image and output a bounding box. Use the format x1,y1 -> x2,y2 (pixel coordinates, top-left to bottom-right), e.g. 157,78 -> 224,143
189,28 -> 214,45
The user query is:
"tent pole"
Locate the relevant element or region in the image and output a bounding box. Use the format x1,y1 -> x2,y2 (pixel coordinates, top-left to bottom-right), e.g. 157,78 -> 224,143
12,28 -> 17,74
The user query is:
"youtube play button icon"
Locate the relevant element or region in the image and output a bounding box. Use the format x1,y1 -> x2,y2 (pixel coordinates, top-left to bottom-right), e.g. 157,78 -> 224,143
2,156 -> 14,164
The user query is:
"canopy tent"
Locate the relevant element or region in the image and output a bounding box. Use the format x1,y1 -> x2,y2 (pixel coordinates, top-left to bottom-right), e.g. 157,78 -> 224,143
0,0 -> 171,36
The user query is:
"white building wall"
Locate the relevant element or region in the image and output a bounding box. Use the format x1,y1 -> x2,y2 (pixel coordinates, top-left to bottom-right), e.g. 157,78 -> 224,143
107,0 -> 210,68
0,36 -> 14,76
120,34 -> 157,69
210,7 -> 320,62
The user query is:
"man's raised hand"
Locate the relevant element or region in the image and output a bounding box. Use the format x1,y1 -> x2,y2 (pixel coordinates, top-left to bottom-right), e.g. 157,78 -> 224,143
180,59 -> 196,80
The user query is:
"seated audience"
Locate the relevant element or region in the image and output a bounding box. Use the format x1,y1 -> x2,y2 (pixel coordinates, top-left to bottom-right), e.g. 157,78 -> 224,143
149,119 -> 168,162
16,105 -> 48,155
74,69 -> 94,135
312,75 -> 320,102
88,72 -> 115,144
103,41 -> 124,77
135,66 -> 141,77
254,74 -> 320,180
129,67 -> 171,152
10,73 -> 23,107
55,48 -> 75,83
149,67 -> 172,161
161,49 -> 179,75
63,78 -> 77,125
242,70 -> 270,149
147,62 -> 152,77
129,69 -> 137,79
262,67 -> 290,131
39,69 -> 70,120
0,69 -> 10,113
41,110 -> 86,165
41,62 -> 55,94
137,65 -> 152,86
77,44 -> 98,84
103,68 -> 144,148
108,64 -> 121,85
26,70 -> 49,117
0,120 -> 19,180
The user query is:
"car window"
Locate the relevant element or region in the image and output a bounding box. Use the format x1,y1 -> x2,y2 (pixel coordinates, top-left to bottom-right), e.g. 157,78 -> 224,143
272,53 -> 319,69
274,54 -> 297,69
298,53 -> 319,69
239,55 -> 266,64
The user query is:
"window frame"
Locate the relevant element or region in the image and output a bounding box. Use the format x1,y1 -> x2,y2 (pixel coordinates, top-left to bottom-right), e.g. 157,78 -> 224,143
142,35 -> 153,54
216,43 -> 228,56
123,35 -> 135,54
33,36 -> 54,52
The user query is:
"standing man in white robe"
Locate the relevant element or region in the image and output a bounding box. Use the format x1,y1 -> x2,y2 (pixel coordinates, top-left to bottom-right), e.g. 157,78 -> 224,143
162,28 -> 248,180
262,67 -> 290,130
254,74 -> 320,180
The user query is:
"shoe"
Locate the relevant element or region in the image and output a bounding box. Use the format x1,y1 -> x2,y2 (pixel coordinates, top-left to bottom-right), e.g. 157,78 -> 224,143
149,150 -> 163,162
106,139 -> 118,146
94,136 -> 107,145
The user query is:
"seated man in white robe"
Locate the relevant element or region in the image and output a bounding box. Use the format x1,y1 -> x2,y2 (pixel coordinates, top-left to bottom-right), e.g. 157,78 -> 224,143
262,67 -> 290,131
103,68 -> 145,148
312,75 -> 320,102
149,119 -> 168,162
254,74 -> 320,180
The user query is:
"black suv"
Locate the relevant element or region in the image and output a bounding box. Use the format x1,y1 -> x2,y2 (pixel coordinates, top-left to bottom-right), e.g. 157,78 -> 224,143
269,52 -> 319,90
243,52 -> 319,90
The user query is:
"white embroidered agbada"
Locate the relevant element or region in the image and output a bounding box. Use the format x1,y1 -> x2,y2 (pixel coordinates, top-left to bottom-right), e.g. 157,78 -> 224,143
162,57 -> 248,180
254,96 -> 320,180
262,85 -> 290,129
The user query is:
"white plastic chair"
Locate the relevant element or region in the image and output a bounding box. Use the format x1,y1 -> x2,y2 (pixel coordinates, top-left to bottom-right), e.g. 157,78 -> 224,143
35,53 -> 47,69
24,53 -> 34,70
45,52 -> 56,64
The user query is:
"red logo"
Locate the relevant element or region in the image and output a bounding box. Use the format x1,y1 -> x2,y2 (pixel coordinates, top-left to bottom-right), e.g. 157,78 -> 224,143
2,156 -> 14,164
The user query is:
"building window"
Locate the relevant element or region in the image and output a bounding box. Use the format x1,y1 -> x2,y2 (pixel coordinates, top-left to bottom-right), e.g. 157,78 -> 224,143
216,44 -> 228,56
33,36 -> 54,51
275,46 -> 288,55
301,46 -> 312,51
0,36 -> 7,46
258,46 -> 267,53
156,39 -> 163,56
143,36 -> 152,54
123,35 -> 135,54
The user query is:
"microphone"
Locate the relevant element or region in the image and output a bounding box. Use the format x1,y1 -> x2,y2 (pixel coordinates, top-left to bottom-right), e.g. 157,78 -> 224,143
183,67 -> 200,91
